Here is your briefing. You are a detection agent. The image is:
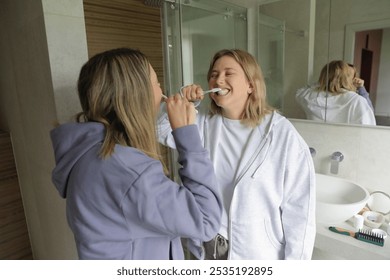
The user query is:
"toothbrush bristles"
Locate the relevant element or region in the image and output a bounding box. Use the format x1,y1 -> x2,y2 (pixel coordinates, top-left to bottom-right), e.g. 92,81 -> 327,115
204,88 -> 229,96
217,89 -> 229,96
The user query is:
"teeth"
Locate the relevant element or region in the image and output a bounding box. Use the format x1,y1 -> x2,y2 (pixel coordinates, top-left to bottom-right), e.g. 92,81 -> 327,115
217,89 -> 229,96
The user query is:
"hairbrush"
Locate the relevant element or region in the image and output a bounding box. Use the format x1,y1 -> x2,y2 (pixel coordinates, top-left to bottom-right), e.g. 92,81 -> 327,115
329,226 -> 384,247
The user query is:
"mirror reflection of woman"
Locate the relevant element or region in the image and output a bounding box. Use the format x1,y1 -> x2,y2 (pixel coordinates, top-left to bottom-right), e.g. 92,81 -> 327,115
296,60 -> 376,125
158,49 -> 316,260
348,63 -> 374,111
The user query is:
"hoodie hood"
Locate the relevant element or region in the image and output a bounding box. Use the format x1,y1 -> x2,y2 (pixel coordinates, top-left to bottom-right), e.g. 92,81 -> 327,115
50,122 -> 105,198
296,85 -> 368,122
295,86 -> 329,120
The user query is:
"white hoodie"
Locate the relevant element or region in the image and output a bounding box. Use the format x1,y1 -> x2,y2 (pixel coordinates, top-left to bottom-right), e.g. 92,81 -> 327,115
296,85 -> 376,125
158,103 -> 316,260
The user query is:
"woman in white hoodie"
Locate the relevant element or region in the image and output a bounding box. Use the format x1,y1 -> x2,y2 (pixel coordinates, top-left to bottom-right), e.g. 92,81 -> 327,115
296,60 -> 376,125
158,49 -> 316,260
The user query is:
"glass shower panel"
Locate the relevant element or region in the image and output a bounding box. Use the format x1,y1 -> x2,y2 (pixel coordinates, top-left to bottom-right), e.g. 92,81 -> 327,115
162,1 -> 183,98
162,0 -> 247,95
258,13 -> 285,110
161,0 -> 247,186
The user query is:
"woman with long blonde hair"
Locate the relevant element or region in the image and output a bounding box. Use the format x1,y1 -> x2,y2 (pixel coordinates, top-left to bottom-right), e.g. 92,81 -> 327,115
296,60 -> 376,125
159,49 -> 316,260
50,48 -> 222,260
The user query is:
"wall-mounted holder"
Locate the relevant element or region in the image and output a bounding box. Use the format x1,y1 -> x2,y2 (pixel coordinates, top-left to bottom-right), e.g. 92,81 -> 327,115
366,191 -> 390,216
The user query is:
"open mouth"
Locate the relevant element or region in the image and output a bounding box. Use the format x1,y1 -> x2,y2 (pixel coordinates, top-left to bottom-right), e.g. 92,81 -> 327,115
216,89 -> 230,96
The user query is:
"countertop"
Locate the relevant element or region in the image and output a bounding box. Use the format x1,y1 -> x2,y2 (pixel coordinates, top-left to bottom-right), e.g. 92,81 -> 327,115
314,221 -> 390,259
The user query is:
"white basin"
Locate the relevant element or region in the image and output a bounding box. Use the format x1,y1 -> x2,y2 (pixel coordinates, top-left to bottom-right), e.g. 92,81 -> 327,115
316,173 -> 370,224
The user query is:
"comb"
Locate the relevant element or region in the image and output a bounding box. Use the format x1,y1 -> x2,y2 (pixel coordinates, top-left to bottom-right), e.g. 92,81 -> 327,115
329,226 -> 384,247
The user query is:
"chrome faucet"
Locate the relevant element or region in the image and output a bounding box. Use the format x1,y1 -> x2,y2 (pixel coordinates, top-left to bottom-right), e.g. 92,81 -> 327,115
309,147 -> 316,157
330,151 -> 344,174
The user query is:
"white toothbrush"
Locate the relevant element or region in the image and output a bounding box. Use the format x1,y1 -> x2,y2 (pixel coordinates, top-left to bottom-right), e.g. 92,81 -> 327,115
180,86 -> 229,97
202,88 -> 229,96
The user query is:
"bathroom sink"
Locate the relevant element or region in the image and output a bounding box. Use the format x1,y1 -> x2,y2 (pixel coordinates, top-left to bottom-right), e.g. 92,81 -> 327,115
316,173 -> 370,224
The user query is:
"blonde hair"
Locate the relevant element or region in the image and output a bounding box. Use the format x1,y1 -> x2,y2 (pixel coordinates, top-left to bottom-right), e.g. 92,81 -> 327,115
76,48 -> 162,162
317,60 -> 356,95
206,49 -> 274,127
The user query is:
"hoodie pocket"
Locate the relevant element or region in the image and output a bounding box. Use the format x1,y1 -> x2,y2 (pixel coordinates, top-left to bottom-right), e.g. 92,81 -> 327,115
264,216 -> 285,250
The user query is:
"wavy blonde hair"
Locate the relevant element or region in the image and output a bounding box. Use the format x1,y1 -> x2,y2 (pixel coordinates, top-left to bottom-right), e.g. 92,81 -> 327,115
206,49 -> 275,127
76,48 -> 162,162
317,60 -> 356,95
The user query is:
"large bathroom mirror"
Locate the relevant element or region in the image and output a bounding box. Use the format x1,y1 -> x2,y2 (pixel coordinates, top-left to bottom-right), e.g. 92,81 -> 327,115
258,0 -> 390,127
162,0 -> 390,127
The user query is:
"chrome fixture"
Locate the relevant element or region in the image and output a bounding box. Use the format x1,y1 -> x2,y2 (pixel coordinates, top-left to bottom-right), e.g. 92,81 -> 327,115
330,151 -> 344,174
309,147 -> 316,157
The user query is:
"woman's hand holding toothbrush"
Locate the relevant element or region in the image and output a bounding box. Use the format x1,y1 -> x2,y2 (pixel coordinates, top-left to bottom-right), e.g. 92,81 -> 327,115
180,84 -> 205,102
165,93 -> 196,130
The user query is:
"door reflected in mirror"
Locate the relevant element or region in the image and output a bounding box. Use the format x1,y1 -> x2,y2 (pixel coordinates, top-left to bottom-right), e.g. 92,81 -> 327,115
344,19 -> 390,126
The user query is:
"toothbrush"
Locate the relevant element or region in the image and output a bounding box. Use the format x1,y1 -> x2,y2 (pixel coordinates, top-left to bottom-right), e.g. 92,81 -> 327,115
328,226 -> 385,247
180,86 -> 229,98
202,88 -> 229,96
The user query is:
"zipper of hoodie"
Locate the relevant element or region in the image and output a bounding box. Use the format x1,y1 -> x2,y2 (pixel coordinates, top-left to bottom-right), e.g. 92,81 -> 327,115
227,116 -> 275,258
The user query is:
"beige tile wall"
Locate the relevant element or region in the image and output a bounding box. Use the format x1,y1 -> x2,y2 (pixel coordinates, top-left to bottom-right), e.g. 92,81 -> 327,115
291,119 -> 390,216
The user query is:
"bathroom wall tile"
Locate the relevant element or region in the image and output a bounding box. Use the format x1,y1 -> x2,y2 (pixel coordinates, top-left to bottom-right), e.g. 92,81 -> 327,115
42,0 -> 84,18
358,126 -> 390,191
44,13 -> 88,122
291,119 -> 390,197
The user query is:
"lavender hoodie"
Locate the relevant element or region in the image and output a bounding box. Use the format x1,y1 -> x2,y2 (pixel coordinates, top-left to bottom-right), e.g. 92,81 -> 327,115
50,122 -> 222,259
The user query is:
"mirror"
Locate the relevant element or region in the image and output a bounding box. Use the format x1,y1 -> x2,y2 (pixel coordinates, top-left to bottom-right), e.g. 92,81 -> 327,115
258,0 -> 321,121
258,0 -> 390,127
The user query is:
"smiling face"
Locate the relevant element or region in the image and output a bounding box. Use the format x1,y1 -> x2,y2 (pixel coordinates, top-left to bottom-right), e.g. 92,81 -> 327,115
208,55 -> 253,119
